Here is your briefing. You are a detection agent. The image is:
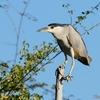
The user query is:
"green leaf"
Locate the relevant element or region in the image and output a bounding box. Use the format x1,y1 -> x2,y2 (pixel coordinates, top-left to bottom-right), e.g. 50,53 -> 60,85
82,12 -> 85,14
95,7 -> 98,10
67,3 -> 70,7
62,4 -> 65,7
33,93 -> 43,100
86,10 -> 90,15
0,62 -> 9,68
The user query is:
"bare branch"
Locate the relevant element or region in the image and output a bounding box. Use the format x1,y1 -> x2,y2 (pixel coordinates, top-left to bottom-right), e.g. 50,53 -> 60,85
81,22 -> 100,36
14,0 -> 30,65
62,4 -> 73,24
4,10 -> 18,35
66,5 -> 72,24
91,2 -> 100,11
6,0 -> 20,14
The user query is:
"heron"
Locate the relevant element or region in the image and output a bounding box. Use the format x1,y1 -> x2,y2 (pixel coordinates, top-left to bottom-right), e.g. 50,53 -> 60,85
37,23 -> 92,82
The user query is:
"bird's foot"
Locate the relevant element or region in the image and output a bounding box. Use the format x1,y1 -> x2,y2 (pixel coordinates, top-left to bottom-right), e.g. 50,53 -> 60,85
63,74 -> 73,82
57,68 -> 73,83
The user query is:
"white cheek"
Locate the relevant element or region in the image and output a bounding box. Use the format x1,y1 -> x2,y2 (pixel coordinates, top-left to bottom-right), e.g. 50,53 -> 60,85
52,27 -> 65,39
54,27 -> 62,34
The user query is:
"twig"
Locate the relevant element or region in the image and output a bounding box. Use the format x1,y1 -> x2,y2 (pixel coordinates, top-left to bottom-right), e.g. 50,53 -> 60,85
66,6 -> 72,24
24,51 -> 62,82
91,2 -> 100,11
6,0 -> 20,14
4,10 -> 18,35
73,2 -> 100,26
14,0 -> 30,65
81,22 -> 100,36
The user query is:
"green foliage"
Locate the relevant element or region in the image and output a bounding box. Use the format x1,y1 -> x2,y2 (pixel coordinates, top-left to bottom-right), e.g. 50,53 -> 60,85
62,3 -> 74,24
62,3 -> 100,26
33,94 -> 43,100
0,62 -> 9,68
75,3 -> 100,25
0,5 -> 3,8
0,41 -> 59,99
62,3 -> 74,15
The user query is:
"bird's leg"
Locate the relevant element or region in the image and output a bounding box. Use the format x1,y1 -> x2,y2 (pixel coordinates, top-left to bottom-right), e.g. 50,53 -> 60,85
61,54 -> 68,68
61,60 -> 68,68
64,47 -> 75,82
56,54 -> 68,77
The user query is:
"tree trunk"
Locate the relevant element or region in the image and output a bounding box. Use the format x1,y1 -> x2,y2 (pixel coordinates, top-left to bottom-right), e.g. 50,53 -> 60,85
55,66 -> 64,100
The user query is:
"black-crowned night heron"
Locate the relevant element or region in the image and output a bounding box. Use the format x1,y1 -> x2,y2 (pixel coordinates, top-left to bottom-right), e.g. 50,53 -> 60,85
37,23 -> 92,82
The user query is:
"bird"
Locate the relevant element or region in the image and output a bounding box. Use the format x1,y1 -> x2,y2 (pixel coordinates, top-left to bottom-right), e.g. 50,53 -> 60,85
37,23 -> 92,82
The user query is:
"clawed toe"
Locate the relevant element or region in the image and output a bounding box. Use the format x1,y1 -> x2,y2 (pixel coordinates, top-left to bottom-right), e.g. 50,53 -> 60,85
56,65 -> 73,82
64,75 -> 73,82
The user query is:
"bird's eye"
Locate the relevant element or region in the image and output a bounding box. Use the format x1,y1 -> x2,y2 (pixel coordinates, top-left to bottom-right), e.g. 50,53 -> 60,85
50,26 -> 55,29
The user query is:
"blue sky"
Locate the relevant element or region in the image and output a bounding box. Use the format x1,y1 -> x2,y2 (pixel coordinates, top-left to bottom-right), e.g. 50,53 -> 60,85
0,0 -> 100,100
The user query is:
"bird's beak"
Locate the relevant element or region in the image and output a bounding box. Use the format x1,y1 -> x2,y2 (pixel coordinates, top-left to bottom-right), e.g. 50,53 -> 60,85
37,27 -> 49,32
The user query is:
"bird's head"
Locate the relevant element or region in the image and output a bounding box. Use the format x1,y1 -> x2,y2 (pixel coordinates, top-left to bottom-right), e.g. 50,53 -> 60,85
37,23 -> 67,35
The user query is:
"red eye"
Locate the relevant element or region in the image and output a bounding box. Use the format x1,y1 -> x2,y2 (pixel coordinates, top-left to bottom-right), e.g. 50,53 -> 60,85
51,25 -> 55,29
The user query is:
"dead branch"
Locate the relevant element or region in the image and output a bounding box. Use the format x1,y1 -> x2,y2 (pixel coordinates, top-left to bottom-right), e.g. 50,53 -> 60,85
81,22 -> 100,36
14,0 -> 30,65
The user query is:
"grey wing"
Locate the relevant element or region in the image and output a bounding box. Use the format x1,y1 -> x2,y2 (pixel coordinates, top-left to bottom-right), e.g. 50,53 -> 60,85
68,26 -> 88,57
67,25 -> 92,65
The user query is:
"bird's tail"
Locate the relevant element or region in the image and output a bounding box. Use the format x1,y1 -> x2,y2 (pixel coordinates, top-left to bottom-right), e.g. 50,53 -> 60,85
78,55 -> 92,66
87,55 -> 92,65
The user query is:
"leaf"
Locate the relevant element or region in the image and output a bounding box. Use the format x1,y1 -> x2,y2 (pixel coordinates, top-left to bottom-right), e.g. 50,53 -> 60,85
62,4 -> 65,7
82,12 -> 85,14
95,7 -> 98,10
86,10 -> 90,15
0,62 -> 9,68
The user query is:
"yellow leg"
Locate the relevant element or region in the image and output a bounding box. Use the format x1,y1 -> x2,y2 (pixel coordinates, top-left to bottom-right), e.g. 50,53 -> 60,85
69,49 -> 75,76
65,47 -> 75,82
61,54 -> 68,68
59,48 -> 75,82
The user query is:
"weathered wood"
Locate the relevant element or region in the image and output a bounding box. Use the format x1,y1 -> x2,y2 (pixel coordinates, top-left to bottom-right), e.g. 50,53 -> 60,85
55,66 -> 64,100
